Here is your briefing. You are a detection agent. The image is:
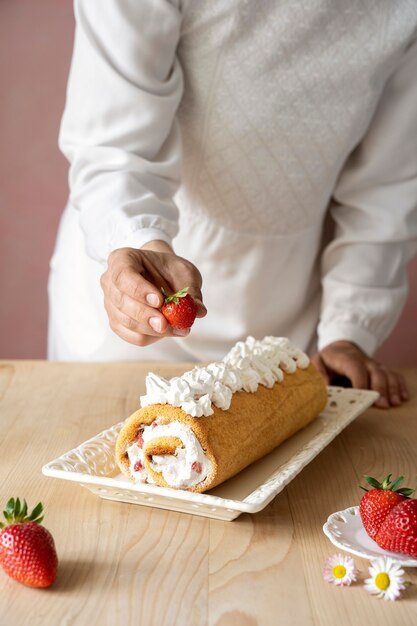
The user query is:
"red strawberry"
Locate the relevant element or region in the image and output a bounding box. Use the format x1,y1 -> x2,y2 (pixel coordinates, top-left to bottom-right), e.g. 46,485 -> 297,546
359,474 -> 414,539
161,287 -> 197,330
0,498 -> 58,588
375,499 -> 417,557
134,460 -> 143,472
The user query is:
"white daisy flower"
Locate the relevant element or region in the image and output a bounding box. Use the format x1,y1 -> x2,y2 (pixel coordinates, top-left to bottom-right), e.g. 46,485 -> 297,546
364,556 -> 406,601
323,553 -> 358,586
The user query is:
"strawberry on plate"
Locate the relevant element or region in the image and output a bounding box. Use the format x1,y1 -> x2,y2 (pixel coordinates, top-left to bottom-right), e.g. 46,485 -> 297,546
375,498 -> 417,558
161,287 -> 197,330
0,497 -> 58,588
359,474 -> 414,539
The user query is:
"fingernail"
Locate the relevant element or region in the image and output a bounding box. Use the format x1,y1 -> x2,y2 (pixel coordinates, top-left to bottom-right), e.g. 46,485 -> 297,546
173,328 -> 190,337
376,397 -> 389,409
391,394 -> 401,406
149,317 -> 163,333
146,293 -> 160,307
401,390 -> 409,400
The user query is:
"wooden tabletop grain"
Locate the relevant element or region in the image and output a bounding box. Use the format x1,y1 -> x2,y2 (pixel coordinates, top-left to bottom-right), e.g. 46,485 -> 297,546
0,361 -> 416,626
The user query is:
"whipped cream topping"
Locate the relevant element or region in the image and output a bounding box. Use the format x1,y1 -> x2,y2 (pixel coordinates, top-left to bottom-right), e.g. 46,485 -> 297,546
140,336 -> 309,417
127,420 -> 211,489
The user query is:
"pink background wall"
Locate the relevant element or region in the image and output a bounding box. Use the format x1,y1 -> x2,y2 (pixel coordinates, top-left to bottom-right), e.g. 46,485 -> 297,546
0,1 -> 73,359
0,1 -> 416,364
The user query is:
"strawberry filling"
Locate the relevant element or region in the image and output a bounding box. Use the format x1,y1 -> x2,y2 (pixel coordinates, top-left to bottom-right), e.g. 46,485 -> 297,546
192,461 -> 202,474
126,421 -> 211,489
136,428 -> 143,448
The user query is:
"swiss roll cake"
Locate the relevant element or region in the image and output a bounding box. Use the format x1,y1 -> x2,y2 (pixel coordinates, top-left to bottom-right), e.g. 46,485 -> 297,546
115,336 -> 328,493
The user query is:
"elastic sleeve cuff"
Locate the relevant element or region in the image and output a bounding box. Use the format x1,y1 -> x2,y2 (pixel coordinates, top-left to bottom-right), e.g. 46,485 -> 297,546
109,227 -> 174,254
317,321 -> 379,356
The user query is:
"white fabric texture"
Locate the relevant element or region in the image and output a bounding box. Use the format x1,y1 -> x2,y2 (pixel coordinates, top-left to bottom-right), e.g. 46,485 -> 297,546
49,0 -> 417,362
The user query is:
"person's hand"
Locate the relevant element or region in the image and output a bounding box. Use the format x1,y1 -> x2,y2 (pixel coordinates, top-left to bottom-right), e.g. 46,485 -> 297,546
311,340 -> 409,409
100,240 -> 207,347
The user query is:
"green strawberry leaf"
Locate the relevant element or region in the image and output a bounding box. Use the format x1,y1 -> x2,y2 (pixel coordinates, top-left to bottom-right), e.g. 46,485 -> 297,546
3,511 -> 13,524
174,287 -> 189,298
5,498 -> 15,516
161,286 -> 189,305
28,502 -> 44,523
389,476 -> 404,492
363,474 -> 414,496
14,497 -> 21,518
364,475 -> 382,489
1,498 -> 46,525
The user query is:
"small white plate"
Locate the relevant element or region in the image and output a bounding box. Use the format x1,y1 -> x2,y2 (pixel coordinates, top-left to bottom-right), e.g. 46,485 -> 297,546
43,387 -> 377,521
323,506 -> 417,567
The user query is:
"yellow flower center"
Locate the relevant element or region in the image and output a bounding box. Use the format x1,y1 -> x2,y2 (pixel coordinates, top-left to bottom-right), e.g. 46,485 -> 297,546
332,565 -> 347,579
375,572 -> 390,591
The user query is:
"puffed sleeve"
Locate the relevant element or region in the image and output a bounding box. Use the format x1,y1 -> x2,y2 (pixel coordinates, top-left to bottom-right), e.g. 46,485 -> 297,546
59,0 -> 183,263
317,37 -> 417,355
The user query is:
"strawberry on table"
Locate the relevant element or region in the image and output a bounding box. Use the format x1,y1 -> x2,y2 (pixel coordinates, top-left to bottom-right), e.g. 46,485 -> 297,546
359,474 -> 414,539
0,497 -> 58,588
375,498 -> 417,558
161,286 -> 197,330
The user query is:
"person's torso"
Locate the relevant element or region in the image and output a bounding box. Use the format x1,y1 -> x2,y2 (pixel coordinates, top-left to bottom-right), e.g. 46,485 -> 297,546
176,0 -> 417,236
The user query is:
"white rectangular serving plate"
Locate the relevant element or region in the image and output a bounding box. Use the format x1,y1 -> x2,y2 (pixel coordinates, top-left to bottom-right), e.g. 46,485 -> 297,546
42,387 -> 378,521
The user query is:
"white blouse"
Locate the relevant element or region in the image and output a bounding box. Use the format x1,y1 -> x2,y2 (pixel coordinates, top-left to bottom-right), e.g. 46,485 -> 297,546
53,0 -> 417,362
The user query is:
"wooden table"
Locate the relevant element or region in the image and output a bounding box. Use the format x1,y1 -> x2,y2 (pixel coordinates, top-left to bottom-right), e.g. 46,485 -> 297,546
0,362 -> 416,625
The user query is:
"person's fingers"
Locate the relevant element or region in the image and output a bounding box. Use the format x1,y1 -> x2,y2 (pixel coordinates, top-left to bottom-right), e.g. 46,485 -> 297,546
109,322 -> 163,348
185,285 -> 205,315
385,369 -> 406,406
108,261 -> 164,307
166,259 -> 207,318
193,298 -> 208,318
310,354 -> 331,385
131,249 -> 207,316
107,248 -> 168,307
343,360 -> 369,389
103,294 -> 164,347
104,281 -> 170,334
104,298 -> 172,338
321,350 -> 369,390
105,293 -> 191,339
102,247 -> 207,346
367,364 -> 389,409
397,372 -> 409,401
316,342 -> 411,407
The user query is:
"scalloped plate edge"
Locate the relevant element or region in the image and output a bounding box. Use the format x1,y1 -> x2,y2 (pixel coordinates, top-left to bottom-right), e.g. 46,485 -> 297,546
323,505 -> 417,567
42,387 -> 378,520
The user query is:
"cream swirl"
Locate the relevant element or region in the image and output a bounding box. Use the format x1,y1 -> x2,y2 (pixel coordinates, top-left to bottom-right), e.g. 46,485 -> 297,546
127,421 -> 211,489
139,336 -> 309,416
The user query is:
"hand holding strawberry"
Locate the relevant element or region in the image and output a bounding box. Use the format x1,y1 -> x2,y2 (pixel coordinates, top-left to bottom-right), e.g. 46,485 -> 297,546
0,497 -> 58,588
161,287 -> 197,330
101,242 -> 206,347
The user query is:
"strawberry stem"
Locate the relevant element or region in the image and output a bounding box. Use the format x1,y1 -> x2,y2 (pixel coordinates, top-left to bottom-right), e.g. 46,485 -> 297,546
0,497 -> 44,528
160,286 -> 189,305
361,474 -> 414,498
